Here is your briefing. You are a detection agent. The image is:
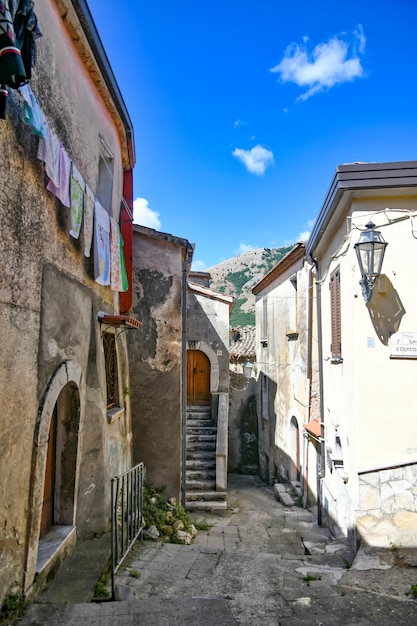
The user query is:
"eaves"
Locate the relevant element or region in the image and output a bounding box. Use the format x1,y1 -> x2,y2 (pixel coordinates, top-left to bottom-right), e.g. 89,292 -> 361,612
252,242 -> 305,296
57,0 -> 135,169
306,160 -> 417,259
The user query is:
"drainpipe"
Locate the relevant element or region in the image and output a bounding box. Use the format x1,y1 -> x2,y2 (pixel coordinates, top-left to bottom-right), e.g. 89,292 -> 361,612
303,261 -> 314,508
311,255 -> 325,527
181,246 -> 194,508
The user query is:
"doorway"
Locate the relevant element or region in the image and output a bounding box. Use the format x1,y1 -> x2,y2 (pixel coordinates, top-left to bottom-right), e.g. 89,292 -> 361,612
187,350 -> 211,406
290,416 -> 301,482
40,406 -> 57,537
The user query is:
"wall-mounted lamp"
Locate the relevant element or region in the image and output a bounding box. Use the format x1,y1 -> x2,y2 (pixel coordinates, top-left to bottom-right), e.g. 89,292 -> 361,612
242,360 -> 253,380
230,360 -> 254,392
354,221 -> 388,303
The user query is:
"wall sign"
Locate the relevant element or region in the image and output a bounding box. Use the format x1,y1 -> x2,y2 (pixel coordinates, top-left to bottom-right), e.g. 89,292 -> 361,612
389,332 -> 417,359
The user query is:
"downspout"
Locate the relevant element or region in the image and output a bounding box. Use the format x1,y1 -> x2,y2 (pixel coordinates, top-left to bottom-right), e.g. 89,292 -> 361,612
181,246 -> 194,508
311,255 -> 325,527
303,262 -> 314,508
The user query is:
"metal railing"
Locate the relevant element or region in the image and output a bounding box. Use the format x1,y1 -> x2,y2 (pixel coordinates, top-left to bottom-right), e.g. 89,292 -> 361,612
110,462 -> 144,599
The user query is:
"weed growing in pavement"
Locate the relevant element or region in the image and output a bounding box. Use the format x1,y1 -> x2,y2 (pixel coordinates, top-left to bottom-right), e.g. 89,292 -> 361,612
129,569 -> 141,579
405,584 -> 417,599
302,575 -> 321,585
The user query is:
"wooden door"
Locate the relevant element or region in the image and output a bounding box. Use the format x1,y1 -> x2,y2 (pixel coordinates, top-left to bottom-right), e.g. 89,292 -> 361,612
187,350 -> 210,406
40,407 -> 57,537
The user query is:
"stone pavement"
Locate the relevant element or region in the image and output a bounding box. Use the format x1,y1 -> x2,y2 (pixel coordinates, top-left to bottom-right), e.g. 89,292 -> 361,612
20,474 -> 417,625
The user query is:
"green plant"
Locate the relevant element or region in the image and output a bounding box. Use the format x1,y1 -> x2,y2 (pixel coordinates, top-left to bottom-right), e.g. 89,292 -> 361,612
143,484 -> 197,543
129,569 -> 141,579
192,519 -> 212,531
302,574 -> 321,585
0,594 -> 26,621
94,564 -> 111,598
343,557 -> 352,569
405,584 -> 417,599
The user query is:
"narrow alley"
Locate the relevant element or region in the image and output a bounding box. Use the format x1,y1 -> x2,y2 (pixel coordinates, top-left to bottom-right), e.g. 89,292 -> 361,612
21,475 -> 417,625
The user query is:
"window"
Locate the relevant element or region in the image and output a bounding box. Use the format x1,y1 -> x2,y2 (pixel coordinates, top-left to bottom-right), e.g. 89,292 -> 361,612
329,268 -> 342,361
103,331 -> 119,409
96,135 -> 114,212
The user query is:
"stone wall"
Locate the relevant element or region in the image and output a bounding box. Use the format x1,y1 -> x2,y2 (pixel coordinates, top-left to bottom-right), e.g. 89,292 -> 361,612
357,464 -> 417,548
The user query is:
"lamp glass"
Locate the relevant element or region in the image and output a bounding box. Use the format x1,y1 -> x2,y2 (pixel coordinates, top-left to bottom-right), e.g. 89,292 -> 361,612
354,222 -> 387,279
243,361 -> 253,380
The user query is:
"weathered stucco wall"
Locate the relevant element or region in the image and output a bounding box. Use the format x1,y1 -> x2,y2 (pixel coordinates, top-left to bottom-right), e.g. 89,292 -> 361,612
129,228 -> 186,501
187,291 -> 231,393
0,0 -> 133,603
254,255 -> 310,486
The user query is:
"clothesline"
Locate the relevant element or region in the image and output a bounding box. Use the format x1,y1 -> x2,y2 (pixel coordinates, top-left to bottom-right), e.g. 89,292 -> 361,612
21,83 -> 128,292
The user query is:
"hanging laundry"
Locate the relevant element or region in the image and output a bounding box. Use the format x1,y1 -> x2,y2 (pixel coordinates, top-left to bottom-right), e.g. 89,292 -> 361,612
46,144 -> 71,207
110,216 -> 128,292
0,1 -> 41,118
83,184 -> 94,257
94,200 -> 110,286
19,83 -> 45,136
0,85 -> 7,119
69,163 -> 85,239
0,1 -> 27,87
9,0 -> 42,85
37,116 -> 60,187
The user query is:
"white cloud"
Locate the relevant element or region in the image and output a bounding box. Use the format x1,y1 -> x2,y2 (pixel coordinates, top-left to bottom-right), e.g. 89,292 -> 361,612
233,119 -> 247,128
232,144 -> 274,176
238,243 -> 256,254
270,26 -> 366,101
191,259 -> 206,271
133,197 -> 161,230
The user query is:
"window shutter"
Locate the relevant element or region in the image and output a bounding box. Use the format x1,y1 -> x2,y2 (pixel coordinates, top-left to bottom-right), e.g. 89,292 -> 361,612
330,269 -> 341,359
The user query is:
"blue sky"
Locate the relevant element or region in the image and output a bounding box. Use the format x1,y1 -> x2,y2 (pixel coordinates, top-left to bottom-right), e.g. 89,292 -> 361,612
88,0 -> 417,270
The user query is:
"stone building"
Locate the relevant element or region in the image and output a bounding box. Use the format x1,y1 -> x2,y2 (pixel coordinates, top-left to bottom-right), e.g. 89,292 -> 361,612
253,161 -> 417,552
0,0 -> 137,603
128,224 -> 194,501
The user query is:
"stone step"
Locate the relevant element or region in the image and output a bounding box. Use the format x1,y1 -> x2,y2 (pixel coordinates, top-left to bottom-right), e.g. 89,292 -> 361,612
186,469 -> 216,481
186,461 -> 216,473
187,426 -> 217,437
186,442 -> 216,453
185,500 -> 227,513
186,419 -> 214,428
186,490 -> 227,502
186,433 -> 216,441
186,479 -> 216,491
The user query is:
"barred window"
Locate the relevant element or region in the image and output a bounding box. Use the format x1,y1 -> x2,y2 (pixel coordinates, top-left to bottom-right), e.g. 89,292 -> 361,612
103,331 -> 119,408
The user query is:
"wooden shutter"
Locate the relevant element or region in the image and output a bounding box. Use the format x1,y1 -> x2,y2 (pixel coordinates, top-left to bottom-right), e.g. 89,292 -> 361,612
330,269 -> 341,359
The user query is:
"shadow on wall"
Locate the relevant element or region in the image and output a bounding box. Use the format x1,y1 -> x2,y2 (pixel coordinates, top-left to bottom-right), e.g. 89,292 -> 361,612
367,276 -> 405,345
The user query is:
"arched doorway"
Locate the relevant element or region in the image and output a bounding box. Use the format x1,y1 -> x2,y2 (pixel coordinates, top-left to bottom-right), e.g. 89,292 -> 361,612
290,416 -> 301,482
187,350 -> 211,406
25,361 -> 83,593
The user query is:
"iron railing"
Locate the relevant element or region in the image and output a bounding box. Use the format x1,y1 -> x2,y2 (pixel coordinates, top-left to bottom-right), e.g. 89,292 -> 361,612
110,462 -> 144,598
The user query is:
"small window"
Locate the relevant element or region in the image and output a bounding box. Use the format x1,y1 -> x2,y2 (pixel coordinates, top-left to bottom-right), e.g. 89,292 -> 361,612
96,135 -> 114,213
103,331 -> 119,409
329,268 -> 342,361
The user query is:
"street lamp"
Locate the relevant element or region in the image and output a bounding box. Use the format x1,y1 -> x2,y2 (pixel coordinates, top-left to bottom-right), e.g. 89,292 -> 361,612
242,360 -> 253,380
354,221 -> 388,303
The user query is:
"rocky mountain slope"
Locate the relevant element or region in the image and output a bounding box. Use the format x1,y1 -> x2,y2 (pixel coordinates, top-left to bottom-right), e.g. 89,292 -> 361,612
206,246 -> 293,326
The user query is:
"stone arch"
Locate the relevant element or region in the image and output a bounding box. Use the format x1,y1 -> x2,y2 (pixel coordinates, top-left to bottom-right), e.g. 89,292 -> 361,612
25,360 -> 84,593
187,341 -> 220,393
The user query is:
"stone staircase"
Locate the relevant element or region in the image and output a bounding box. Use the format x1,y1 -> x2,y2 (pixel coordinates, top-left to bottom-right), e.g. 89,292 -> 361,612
185,406 -> 227,513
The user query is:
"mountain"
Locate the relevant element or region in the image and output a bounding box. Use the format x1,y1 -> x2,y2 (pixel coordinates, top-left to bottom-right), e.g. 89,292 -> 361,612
206,246 -> 293,326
